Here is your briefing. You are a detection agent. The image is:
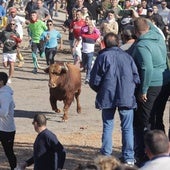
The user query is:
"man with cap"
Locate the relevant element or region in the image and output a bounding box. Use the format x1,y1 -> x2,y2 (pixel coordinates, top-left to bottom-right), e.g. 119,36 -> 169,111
147,5 -> 165,33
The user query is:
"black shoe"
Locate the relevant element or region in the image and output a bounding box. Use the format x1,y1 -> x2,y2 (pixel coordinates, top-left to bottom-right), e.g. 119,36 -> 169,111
135,155 -> 149,168
85,79 -> 89,84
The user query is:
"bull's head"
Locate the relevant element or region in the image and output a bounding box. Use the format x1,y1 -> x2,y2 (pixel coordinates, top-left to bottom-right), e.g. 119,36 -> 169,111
44,63 -> 68,88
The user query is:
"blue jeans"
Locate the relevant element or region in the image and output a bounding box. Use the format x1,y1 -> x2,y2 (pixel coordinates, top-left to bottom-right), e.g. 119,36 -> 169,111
101,108 -> 134,163
82,52 -> 93,81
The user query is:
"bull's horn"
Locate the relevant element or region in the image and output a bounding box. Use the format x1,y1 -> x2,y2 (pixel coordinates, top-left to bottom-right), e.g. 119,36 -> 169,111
61,62 -> 68,71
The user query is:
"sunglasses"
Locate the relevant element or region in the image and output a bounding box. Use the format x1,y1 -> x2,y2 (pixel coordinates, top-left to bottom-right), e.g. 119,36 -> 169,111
47,23 -> 52,26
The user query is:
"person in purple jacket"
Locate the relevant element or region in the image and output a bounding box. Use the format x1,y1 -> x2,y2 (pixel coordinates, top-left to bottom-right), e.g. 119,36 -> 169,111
89,32 -> 140,166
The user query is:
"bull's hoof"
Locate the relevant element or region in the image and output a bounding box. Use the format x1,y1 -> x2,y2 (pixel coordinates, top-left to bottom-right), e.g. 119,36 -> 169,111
55,109 -> 61,113
62,116 -> 68,122
77,107 -> 81,114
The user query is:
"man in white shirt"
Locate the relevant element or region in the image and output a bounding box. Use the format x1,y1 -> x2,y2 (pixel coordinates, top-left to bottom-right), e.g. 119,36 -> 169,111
158,0 -> 170,25
140,130 -> 170,170
8,7 -> 25,67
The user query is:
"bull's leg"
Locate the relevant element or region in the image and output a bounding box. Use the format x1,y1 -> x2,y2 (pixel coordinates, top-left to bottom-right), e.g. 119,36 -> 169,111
62,98 -> 73,121
75,88 -> 81,114
50,96 -> 61,113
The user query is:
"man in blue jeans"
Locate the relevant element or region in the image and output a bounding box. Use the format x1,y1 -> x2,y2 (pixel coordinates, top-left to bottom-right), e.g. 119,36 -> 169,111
89,32 -> 140,165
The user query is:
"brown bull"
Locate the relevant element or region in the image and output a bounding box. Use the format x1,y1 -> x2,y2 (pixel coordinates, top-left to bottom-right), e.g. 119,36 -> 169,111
44,62 -> 81,121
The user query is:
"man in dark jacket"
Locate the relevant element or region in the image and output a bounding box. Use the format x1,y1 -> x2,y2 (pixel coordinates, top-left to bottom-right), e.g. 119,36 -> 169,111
25,0 -> 37,20
21,114 -> 66,170
147,5 -> 165,33
89,32 -> 140,166
84,0 -> 100,23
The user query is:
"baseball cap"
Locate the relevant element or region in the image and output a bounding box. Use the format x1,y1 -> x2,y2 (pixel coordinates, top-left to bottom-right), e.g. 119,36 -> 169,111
147,8 -> 153,12
9,7 -> 17,13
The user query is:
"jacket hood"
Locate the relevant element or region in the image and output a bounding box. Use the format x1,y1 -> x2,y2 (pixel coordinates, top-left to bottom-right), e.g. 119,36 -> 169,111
0,85 -> 13,95
138,24 -> 161,42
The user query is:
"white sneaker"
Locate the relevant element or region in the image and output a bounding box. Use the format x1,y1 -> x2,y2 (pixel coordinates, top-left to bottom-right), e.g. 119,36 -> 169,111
124,162 -> 135,167
7,78 -> 12,84
85,79 -> 89,84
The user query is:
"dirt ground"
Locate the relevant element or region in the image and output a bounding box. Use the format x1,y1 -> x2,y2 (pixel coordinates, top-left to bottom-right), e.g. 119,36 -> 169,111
0,10 -> 169,170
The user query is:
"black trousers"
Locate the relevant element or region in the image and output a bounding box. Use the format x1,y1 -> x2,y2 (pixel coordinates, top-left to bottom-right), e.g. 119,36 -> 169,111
0,131 -> 17,170
31,42 -> 44,56
134,86 -> 162,163
45,47 -> 57,65
151,82 -> 170,131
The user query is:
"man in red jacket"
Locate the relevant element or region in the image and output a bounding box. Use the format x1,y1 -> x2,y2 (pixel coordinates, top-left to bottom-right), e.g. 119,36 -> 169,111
70,9 -> 86,68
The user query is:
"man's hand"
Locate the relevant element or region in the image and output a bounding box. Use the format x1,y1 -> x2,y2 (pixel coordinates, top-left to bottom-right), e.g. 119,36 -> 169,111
45,33 -> 50,42
0,43 -> 4,48
139,93 -> 147,103
58,45 -> 63,51
19,161 -> 27,170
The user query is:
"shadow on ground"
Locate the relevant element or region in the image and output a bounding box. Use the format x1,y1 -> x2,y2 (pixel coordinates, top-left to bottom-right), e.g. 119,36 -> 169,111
0,142 -> 121,170
14,110 -> 54,119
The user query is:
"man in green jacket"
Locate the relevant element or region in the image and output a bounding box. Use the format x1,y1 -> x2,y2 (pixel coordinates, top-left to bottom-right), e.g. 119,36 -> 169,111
132,17 -> 170,166
29,11 -> 47,73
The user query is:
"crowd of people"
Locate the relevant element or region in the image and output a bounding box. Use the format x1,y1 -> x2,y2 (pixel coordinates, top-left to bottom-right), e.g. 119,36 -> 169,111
0,0 -> 170,170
